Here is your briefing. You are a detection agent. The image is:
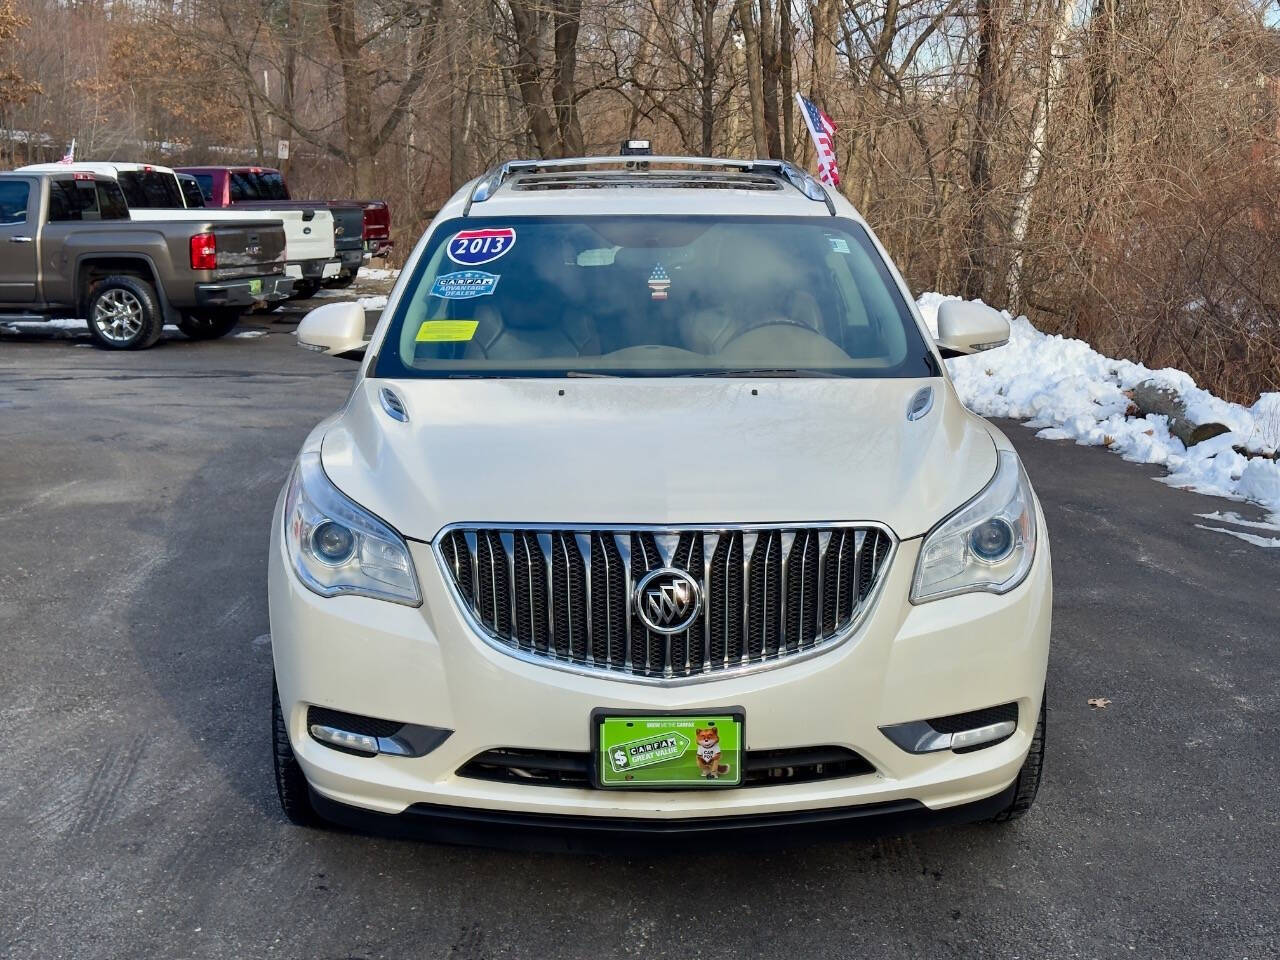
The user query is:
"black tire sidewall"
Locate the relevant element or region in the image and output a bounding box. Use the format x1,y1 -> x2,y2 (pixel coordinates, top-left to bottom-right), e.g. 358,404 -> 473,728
272,678 -> 319,826
86,275 -> 164,350
178,309 -> 241,340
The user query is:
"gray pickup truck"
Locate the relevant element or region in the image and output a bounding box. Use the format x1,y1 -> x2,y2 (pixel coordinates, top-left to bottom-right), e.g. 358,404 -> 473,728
0,170 -> 293,348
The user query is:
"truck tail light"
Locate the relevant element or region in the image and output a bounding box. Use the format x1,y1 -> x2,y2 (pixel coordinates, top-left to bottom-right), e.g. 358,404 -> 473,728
361,204 -> 390,240
190,232 -> 217,270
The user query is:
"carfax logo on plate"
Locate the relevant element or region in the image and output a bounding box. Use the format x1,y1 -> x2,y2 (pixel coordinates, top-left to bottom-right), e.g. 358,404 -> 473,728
447,227 -> 515,266
431,270 -> 500,299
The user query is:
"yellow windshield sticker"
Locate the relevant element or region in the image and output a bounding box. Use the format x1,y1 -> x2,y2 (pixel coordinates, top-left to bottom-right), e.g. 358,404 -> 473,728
415,320 -> 479,342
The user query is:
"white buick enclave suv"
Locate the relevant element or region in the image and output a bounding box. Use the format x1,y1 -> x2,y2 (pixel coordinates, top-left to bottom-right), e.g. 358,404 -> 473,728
268,155 -> 1051,850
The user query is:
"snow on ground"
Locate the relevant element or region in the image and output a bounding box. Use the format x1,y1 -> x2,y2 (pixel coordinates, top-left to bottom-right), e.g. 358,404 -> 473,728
356,295 -> 388,310
359,267 -> 399,282
916,292 -> 1280,539
2,319 -> 182,334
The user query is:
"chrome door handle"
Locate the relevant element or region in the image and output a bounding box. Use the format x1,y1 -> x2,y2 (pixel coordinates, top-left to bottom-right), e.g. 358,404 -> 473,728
8,236 -> 33,243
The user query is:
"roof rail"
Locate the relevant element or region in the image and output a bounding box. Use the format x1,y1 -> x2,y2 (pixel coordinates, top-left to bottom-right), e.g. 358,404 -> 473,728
462,156 -> 836,216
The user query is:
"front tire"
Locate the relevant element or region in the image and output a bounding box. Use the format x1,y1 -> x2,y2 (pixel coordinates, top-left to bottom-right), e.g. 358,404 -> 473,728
86,275 -> 164,350
991,692 -> 1045,823
273,679 -> 319,826
178,309 -> 241,340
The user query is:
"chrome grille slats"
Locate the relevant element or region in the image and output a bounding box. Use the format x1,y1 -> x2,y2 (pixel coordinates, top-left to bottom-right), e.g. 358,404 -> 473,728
510,531 -> 549,651
435,524 -> 893,684
550,532 -> 588,660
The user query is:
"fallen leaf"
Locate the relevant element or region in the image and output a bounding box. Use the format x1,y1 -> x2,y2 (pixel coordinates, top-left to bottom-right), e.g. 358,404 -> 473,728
1088,697 -> 1111,709
1103,435 -> 1116,447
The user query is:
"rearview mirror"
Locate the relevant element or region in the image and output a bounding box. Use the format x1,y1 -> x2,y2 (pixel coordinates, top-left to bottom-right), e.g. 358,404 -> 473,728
935,301 -> 1010,358
297,301 -> 367,359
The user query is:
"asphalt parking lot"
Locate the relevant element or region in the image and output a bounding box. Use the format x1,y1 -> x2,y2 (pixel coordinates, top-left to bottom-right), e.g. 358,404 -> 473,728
1,312 -> 1277,959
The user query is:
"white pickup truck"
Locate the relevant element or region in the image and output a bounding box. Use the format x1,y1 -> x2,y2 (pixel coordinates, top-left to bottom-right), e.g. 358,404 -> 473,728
18,162 -> 339,299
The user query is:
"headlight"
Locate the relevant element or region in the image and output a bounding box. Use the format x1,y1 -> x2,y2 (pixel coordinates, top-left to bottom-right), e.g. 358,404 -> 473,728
282,452 -> 421,605
911,450 -> 1037,603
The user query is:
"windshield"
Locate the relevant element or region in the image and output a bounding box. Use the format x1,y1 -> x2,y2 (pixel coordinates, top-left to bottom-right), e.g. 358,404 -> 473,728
116,171 -> 184,209
374,216 -> 937,379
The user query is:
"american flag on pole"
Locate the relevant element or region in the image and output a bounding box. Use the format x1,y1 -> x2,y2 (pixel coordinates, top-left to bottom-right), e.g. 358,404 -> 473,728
57,138 -> 75,164
796,93 -> 839,187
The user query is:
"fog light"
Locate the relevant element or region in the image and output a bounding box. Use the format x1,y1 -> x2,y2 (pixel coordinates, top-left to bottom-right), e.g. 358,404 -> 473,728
310,724 -> 378,755
950,720 -> 1016,749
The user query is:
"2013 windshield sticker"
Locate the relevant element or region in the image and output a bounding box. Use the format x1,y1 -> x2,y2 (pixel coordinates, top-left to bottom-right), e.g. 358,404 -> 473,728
607,730 -> 691,773
431,271 -> 499,299
415,319 -> 479,342
447,228 -> 515,266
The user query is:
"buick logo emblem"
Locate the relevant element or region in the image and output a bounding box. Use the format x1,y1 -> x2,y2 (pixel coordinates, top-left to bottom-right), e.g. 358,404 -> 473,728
635,568 -> 702,634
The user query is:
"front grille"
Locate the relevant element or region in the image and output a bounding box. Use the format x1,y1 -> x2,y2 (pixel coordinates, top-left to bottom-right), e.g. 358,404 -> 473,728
457,746 -> 875,788
436,525 -> 893,682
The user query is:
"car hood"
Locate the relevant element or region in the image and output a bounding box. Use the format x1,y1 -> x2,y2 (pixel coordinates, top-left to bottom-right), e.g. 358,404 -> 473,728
320,377 -> 996,542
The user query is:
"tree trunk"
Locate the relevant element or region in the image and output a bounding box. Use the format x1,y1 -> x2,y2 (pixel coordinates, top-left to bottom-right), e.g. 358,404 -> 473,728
280,0 -> 299,181
759,0 -> 781,157
734,0 -> 767,156
551,0 -> 585,155
508,0 -> 560,157
327,0 -> 374,193
448,0 -> 470,191
962,0 -> 1002,302
779,0 -> 794,159
698,0 -> 720,155
1007,0 -> 1076,311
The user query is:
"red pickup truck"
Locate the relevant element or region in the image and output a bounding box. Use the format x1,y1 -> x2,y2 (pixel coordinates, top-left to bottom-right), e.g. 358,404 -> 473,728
178,167 -> 393,270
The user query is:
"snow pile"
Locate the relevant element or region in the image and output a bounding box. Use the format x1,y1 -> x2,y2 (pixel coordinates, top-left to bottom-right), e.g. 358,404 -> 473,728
359,267 -> 399,282
916,292 -> 1280,524
356,295 -> 388,311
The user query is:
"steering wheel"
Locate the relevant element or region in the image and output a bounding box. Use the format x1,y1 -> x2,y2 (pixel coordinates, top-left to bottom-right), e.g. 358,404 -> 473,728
715,316 -> 822,353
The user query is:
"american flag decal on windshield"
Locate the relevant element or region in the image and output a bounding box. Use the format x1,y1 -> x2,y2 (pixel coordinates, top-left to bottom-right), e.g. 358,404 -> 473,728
648,263 -> 671,300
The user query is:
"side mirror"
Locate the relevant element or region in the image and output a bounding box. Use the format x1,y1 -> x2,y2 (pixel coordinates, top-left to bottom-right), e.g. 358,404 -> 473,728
935,300 -> 1010,358
297,301 -> 367,359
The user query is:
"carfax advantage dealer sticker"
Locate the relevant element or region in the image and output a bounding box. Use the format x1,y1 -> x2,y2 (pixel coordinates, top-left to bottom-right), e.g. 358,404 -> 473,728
447,227 -> 515,266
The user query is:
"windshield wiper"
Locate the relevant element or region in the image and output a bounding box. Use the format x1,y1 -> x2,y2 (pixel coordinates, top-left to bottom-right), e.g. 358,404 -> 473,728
688,368 -> 848,378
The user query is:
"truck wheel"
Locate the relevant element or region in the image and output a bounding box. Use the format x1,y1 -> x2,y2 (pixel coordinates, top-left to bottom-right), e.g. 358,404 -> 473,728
290,279 -> 321,300
178,309 -> 241,340
990,692 -> 1046,823
87,275 -> 164,350
273,679 -> 319,827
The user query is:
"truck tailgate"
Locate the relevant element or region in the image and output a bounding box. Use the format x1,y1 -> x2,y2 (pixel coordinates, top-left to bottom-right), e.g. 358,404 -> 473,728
325,204 -> 366,256
212,222 -> 287,277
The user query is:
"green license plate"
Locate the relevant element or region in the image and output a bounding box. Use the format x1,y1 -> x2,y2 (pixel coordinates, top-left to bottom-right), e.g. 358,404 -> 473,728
594,711 -> 743,788
249,278 -> 263,295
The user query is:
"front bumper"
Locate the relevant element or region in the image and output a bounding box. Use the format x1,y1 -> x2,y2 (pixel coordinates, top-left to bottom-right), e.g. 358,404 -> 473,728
269,507 -> 1051,830
309,781 -> 1017,853
195,274 -> 294,307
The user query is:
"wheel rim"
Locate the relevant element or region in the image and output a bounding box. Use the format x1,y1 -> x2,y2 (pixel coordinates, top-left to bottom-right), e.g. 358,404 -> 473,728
92,289 -> 145,343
